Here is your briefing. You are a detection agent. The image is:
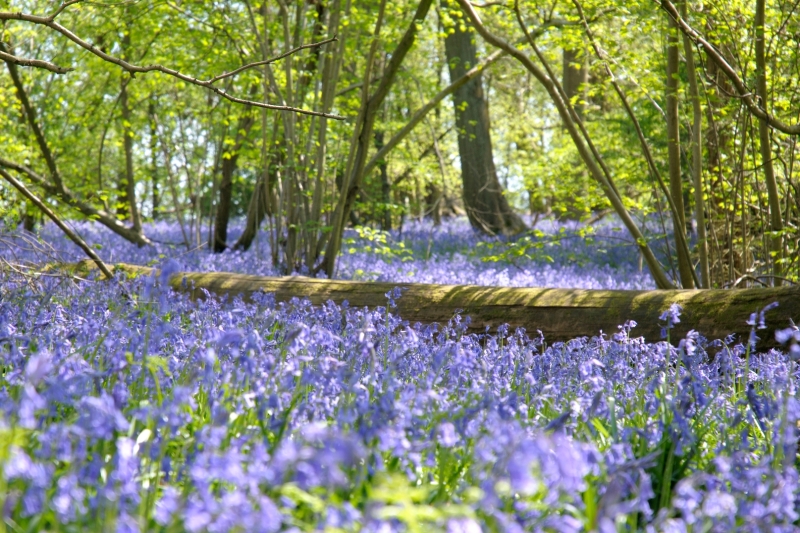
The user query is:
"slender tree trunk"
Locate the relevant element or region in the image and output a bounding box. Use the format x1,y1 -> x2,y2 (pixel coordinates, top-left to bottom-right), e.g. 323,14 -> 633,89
22,203 -> 38,232
148,99 -> 160,220
233,133 -> 282,252
666,16 -> 694,288
116,170 -> 129,219
426,183 -> 443,225
120,30 -> 142,234
562,46 -> 587,118
755,0 -> 783,283
212,111 -> 255,253
321,0 -> 433,277
444,15 -> 526,236
373,130 -> 392,230
682,1 -> 710,288
213,155 -> 238,252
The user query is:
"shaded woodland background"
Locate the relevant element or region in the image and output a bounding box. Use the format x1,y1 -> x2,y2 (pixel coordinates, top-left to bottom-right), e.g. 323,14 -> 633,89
1,0 -> 799,289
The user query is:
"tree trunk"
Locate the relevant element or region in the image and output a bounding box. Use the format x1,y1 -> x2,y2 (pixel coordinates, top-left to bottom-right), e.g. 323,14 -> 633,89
426,183 -> 443,225
562,47 -> 587,118
755,0 -> 783,283
22,203 -> 38,232
213,155 -> 238,253
444,20 -> 526,236
666,16 -> 694,288
374,130 -> 392,230
120,30 -> 142,234
321,0 -> 433,278
148,99 -> 160,220
681,0 -> 710,288
233,143 -> 282,252
212,111 -> 255,253
73,261 -> 800,350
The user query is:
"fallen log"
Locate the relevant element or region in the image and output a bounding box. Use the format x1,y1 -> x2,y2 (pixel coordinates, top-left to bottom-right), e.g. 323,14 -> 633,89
66,261 -> 799,349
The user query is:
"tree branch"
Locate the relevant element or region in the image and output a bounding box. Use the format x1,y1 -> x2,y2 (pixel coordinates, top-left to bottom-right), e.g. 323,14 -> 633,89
208,36 -> 338,84
0,10 -> 345,120
658,0 -> 800,135
0,168 -> 114,279
0,157 -> 152,247
0,49 -> 73,74
362,49 -> 505,178
2,41 -> 66,192
456,0 -> 676,289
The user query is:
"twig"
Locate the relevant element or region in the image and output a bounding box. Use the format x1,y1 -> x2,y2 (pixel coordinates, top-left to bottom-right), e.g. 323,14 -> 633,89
49,0 -> 84,21
726,274 -> 769,288
0,10 -> 345,120
208,36 -> 338,83
0,49 -> 73,73
0,156 -> 152,246
755,275 -> 798,286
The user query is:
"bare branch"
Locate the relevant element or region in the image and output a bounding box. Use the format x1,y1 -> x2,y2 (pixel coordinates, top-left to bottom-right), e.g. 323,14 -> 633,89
2,41 -> 67,192
208,36 -> 338,84
471,1 -> 507,7
0,167 -> 114,279
658,0 -> 800,135
49,0 -> 85,21
0,49 -> 73,73
0,10 -> 345,120
362,49 -> 505,178
0,157 -> 152,247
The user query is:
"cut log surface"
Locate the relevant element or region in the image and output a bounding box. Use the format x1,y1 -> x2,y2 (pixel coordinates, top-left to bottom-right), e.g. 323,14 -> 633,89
74,261 -> 800,348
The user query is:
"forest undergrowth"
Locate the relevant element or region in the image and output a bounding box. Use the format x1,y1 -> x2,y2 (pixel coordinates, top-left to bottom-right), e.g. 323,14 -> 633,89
1,218 -> 799,532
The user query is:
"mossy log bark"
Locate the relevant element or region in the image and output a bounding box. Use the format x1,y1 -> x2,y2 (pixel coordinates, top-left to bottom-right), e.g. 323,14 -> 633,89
71,261 -> 799,348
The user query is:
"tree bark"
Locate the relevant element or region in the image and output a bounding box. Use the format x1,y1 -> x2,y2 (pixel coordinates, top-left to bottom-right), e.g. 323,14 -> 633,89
666,16 -> 694,288
120,78 -> 142,233
374,130 -> 392,230
562,47 -> 587,118
444,18 -> 526,236
213,155 -> 239,253
71,261 -> 800,350
755,0 -> 783,283
321,0 -> 433,277
120,29 -> 142,233
233,139 -> 282,252
681,1 -> 709,288
212,110 -> 255,253
148,98 -> 160,220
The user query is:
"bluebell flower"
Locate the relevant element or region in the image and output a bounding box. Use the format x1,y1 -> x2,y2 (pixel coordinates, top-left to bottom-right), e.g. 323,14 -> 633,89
158,259 -> 181,286
23,350 -> 52,386
154,486 -> 181,526
659,303 -> 682,329
52,473 -> 86,522
76,393 -> 129,440
437,422 -> 458,447
446,517 -> 482,533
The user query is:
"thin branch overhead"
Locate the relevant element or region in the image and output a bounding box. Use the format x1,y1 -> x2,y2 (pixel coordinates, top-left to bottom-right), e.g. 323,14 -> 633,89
208,36 -> 338,84
0,167 -> 114,280
0,8 -> 344,120
0,49 -> 73,74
